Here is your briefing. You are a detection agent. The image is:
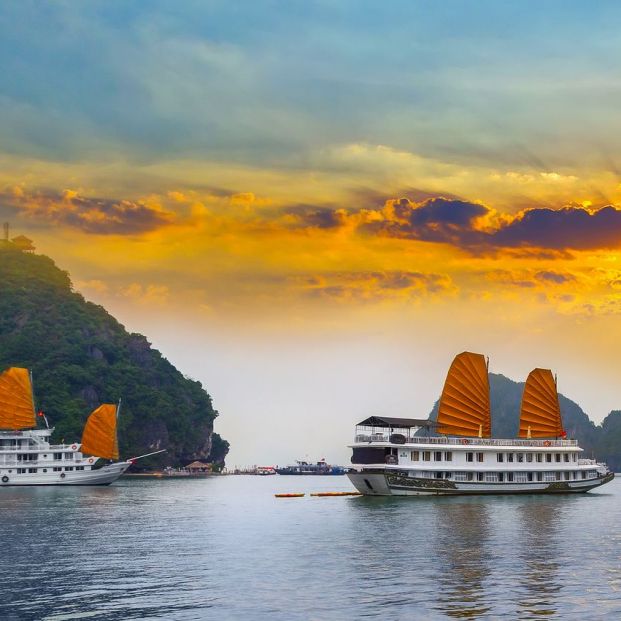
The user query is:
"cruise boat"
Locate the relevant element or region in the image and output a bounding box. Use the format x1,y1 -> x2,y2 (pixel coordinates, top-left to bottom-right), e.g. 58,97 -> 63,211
0,367 -> 155,486
348,352 -> 614,496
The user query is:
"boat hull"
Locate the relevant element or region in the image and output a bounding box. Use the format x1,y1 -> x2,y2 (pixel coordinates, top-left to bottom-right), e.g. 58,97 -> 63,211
348,470 -> 615,496
0,461 -> 131,486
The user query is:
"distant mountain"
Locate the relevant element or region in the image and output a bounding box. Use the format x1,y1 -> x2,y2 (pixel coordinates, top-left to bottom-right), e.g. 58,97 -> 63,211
429,373 -> 621,471
0,243 -> 228,468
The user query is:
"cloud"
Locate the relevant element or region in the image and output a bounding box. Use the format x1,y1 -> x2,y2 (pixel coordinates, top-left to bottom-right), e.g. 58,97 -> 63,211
288,195 -> 621,253
491,205 -> 621,250
485,269 -> 578,290
293,270 -> 456,302
120,283 -> 170,305
2,187 -> 174,234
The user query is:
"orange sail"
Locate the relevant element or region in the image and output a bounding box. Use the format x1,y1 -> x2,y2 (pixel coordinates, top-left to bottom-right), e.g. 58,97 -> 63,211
0,367 -> 36,429
519,368 -> 564,438
436,352 -> 491,437
81,404 -> 119,459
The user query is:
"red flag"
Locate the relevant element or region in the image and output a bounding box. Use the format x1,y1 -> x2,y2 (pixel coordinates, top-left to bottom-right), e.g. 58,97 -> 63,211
37,411 -> 44,417
560,430 -> 567,438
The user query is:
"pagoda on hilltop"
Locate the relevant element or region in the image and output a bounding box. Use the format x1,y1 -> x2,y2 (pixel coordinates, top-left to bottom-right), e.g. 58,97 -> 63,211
2,223 -> 35,253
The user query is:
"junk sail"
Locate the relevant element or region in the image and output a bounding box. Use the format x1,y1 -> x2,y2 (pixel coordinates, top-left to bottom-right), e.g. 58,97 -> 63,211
436,352 -> 491,437
519,368 -> 564,438
0,367 -> 36,430
81,404 -> 119,459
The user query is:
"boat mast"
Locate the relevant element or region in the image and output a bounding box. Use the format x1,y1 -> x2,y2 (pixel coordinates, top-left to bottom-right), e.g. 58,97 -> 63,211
30,370 -> 49,429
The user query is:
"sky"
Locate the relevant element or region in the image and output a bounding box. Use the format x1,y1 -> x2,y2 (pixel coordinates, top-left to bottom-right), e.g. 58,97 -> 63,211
2,1 -> 621,466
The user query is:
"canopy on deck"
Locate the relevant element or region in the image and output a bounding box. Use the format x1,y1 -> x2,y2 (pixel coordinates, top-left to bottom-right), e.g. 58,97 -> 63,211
356,416 -> 436,429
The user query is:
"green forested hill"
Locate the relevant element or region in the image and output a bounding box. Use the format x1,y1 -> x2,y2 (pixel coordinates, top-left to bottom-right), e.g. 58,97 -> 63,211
0,244 -> 228,468
429,373 -> 621,471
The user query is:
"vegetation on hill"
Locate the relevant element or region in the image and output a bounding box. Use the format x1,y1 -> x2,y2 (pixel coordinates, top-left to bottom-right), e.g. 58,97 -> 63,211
0,244 -> 228,468
429,373 -> 621,471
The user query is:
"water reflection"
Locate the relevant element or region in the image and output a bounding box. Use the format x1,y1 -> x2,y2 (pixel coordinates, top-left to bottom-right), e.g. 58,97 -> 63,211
432,498 -> 493,618
514,496 -> 568,618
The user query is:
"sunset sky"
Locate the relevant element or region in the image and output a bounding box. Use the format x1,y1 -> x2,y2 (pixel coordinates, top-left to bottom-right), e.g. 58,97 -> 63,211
2,2 -> 621,465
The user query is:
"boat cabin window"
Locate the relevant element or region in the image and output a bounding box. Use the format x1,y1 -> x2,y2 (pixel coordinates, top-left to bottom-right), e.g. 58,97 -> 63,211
555,453 -> 561,463
53,467 -> 62,472
351,447 -> 389,464
65,467 -> 74,471
466,452 -> 474,462
536,472 -> 543,481
516,453 -> 524,463
422,451 -> 431,462
466,472 -> 474,481
497,453 -> 504,462
444,452 -> 452,462
526,453 -> 533,462
546,454 -> 552,463
476,472 -> 484,481
563,454 -> 569,463
536,453 -> 543,462
498,473 -> 504,482
65,453 -> 74,460
507,473 -> 514,482
28,468 -> 37,473
410,450 -> 419,461
476,452 -> 484,463
434,451 -> 442,462
53,453 -> 62,460
507,453 -> 514,462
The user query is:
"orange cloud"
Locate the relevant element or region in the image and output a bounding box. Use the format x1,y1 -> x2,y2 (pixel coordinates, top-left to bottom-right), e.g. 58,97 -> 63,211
291,270 -> 456,303
2,187 -> 175,234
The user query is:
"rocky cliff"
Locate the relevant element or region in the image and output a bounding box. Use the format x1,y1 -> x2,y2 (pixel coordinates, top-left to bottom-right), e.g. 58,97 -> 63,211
0,244 -> 228,468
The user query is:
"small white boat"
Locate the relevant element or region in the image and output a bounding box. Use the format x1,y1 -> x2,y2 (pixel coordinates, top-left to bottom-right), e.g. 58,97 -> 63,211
348,352 -> 614,496
0,367 -> 159,486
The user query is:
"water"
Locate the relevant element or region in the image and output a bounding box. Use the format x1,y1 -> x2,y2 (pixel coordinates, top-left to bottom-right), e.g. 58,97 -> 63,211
1,476 -> 620,621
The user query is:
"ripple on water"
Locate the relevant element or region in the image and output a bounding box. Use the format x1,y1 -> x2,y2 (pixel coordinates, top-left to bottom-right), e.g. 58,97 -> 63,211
0,477 -> 620,620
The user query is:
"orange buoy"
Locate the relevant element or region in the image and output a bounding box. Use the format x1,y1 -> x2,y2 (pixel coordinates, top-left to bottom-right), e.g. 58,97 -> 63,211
274,493 -> 305,498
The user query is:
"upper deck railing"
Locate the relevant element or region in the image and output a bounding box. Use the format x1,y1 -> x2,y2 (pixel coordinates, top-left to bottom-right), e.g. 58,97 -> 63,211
354,433 -> 578,448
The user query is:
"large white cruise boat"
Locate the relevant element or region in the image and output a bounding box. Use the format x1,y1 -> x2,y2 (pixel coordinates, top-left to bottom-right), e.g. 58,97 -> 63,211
348,352 -> 614,496
0,367 -> 136,486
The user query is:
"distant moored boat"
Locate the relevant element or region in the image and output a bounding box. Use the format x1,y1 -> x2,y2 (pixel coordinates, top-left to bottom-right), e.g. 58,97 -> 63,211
276,459 -> 347,475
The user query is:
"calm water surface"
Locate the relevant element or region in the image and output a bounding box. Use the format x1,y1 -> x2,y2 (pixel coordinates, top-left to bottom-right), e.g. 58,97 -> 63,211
1,475 -> 620,620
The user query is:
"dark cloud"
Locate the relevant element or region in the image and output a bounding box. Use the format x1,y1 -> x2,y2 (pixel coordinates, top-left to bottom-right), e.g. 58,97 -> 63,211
283,204 -> 347,229
361,197 -> 490,245
2,188 -> 174,235
316,194 -> 621,253
535,270 -> 576,284
491,206 -> 621,250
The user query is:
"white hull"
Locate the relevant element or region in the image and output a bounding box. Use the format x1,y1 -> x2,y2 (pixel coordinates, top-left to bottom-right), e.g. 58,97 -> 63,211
348,470 -> 614,496
0,461 -> 131,486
